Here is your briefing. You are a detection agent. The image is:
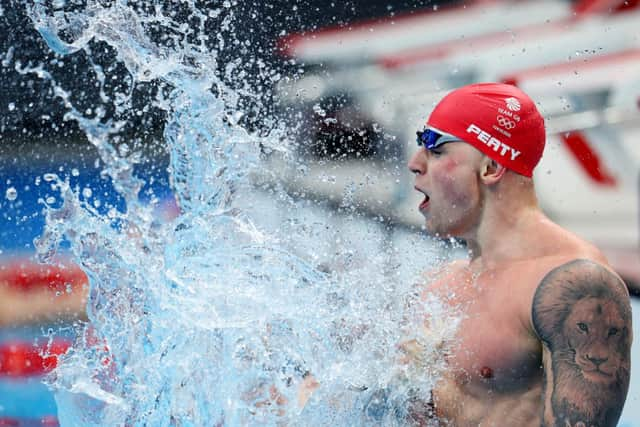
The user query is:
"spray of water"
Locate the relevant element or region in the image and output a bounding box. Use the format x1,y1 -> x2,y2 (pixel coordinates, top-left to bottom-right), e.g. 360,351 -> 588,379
21,1 -> 461,425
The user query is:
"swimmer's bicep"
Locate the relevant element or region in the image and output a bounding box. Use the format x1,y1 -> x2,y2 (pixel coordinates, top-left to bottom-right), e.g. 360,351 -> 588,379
531,259 -> 632,427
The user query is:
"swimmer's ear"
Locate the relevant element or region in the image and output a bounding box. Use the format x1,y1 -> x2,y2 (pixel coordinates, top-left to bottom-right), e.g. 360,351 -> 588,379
479,157 -> 506,185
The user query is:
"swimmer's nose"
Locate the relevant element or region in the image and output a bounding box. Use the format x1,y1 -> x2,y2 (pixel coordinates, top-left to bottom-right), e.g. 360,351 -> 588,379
408,150 -> 426,175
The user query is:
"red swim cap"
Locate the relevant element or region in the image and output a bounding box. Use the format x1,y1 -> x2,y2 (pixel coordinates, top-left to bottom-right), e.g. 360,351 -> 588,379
427,83 -> 545,177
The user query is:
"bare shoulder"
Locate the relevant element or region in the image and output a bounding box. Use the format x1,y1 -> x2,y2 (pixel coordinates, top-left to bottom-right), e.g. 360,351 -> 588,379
532,259 -> 630,321
532,259 -> 631,343
532,259 -> 632,427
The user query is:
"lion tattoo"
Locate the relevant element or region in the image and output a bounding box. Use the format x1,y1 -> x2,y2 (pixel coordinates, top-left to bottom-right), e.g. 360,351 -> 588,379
533,259 -> 631,427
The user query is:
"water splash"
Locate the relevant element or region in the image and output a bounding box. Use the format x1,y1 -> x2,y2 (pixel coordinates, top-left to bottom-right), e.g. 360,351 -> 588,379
23,1 -> 460,425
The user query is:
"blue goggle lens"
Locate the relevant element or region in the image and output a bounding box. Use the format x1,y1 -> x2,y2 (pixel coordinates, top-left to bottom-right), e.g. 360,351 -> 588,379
416,128 -> 460,150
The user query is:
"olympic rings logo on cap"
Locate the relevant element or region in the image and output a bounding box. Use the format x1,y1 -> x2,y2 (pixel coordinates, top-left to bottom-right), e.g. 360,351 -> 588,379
497,115 -> 516,130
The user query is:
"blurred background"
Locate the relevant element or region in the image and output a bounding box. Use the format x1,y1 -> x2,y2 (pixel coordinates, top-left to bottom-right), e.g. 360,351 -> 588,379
1,0 -> 639,425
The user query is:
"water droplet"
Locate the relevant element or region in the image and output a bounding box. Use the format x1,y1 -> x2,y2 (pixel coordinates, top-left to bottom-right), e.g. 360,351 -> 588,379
5,187 -> 17,201
46,196 -> 56,204
65,283 -> 73,294
119,143 -> 130,156
71,168 -> 80,176
7,102 -> 15,111
43,173 -> 57,182
319,173 -> 336,184
312,104 -> 326,117
82,187 -> 93,198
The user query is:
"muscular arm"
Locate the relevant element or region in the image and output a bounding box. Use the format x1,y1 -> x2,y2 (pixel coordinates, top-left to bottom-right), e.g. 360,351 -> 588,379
532,259 -> 632,427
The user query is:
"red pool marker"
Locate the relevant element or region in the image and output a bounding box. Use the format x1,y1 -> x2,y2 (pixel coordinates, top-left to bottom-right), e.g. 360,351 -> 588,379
0,417 -> 59,427
0,339 -> 71,377
0,260 -> 87,293
561,131 -> 618,187
40,416 -> 60,427
573,0 -> 640,15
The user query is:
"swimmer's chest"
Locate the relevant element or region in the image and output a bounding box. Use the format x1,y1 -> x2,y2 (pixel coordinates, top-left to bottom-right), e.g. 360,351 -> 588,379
430,266 -> 543,391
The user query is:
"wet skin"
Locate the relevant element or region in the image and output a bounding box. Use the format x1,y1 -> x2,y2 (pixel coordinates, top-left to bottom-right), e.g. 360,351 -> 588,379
416,247 -> 631,427
424,258 -> 550,426
407,142 -> 631,426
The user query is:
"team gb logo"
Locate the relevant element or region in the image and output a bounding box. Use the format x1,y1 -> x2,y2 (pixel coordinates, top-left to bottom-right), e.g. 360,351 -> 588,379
506,97 -> 521,112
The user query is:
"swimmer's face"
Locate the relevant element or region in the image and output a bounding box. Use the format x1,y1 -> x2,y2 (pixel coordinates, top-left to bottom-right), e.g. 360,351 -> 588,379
408,141 -> 484,238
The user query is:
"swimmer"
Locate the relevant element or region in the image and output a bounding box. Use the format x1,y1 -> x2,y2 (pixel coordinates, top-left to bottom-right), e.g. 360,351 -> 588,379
406,83 -> 632,426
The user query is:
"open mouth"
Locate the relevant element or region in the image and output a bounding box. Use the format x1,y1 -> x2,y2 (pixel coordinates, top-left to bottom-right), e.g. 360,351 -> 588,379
419,195 -> 430,210
415,187 -> 430,210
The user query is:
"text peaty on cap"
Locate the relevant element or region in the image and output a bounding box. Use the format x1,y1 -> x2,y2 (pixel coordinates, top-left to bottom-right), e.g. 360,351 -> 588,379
427,83 -> 546,177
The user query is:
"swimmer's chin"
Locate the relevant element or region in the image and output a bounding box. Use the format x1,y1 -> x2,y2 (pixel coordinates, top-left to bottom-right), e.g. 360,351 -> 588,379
424,227 -> 456,241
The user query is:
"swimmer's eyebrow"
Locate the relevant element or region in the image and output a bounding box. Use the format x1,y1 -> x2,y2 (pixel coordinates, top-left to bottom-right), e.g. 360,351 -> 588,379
532,259 -> 631,427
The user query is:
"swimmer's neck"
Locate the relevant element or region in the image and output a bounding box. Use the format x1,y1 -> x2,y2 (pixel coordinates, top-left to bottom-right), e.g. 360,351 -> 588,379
464,192 -> 547,269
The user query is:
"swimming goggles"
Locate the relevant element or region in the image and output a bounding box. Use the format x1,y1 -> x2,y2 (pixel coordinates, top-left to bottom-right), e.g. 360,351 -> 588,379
416,127 -> 461,150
